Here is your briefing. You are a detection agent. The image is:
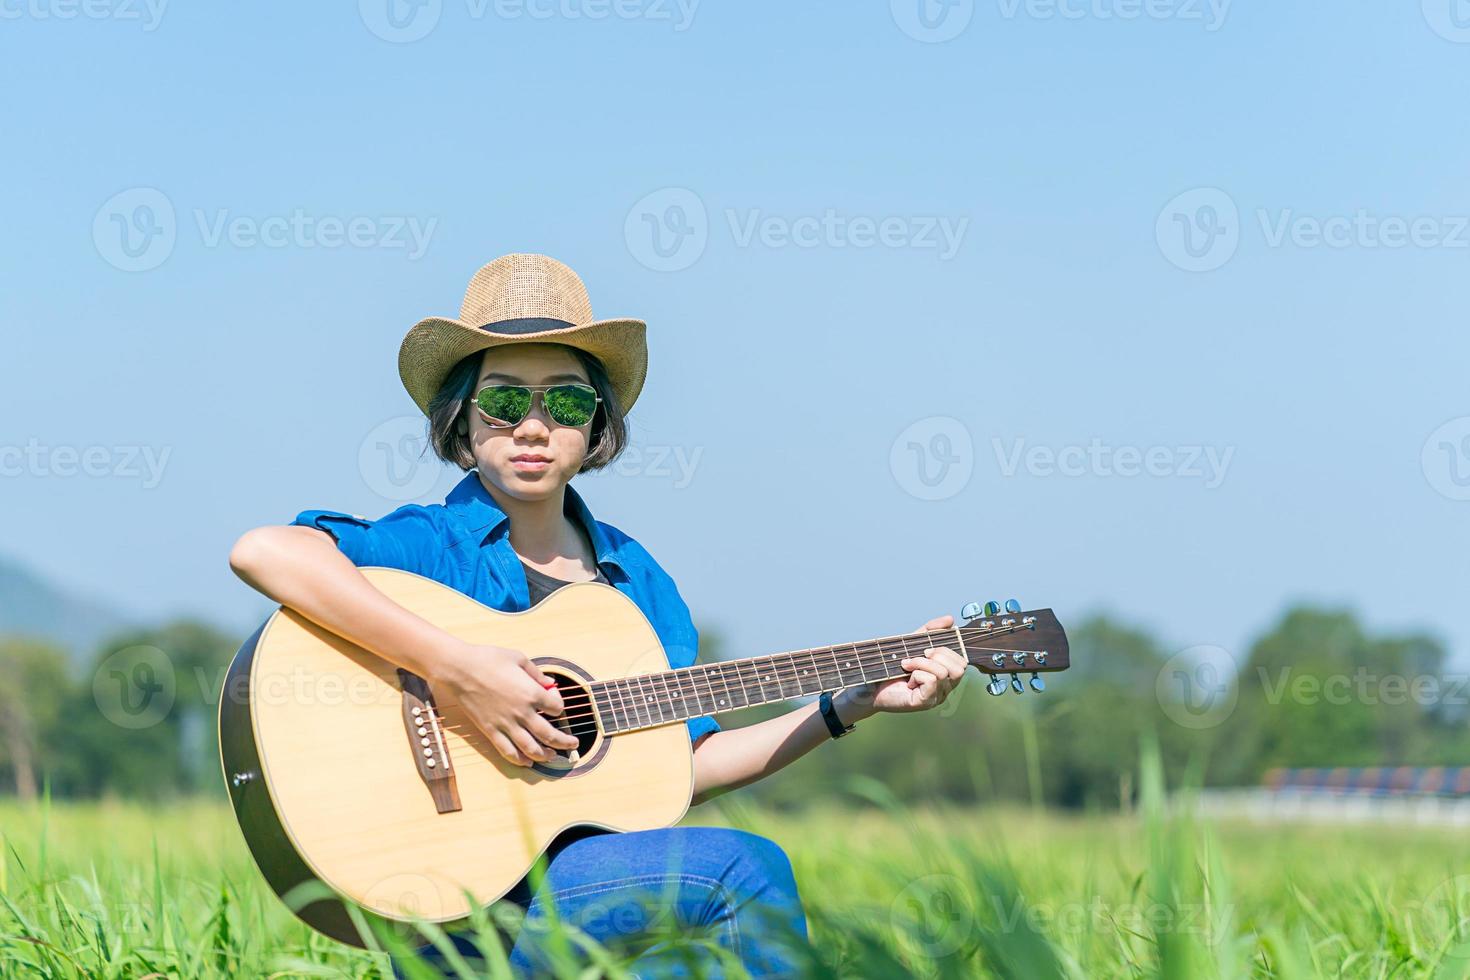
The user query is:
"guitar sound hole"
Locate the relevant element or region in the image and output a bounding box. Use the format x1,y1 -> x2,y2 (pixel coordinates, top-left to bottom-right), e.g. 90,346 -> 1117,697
533,671 -> 604,775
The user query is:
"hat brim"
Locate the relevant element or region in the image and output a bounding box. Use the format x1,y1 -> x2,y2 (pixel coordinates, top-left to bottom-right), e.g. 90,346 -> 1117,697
398,316 -> 648,417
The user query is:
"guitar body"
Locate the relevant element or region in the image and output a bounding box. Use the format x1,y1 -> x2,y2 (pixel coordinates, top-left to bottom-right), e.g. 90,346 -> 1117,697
218,568 -> 693,947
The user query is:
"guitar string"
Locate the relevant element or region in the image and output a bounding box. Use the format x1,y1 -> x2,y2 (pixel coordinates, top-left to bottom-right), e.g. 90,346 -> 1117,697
437,635 -> 1047,770
431,623 -> 1045,740
432,622 -> 1044,730
429,623 -> 1037,727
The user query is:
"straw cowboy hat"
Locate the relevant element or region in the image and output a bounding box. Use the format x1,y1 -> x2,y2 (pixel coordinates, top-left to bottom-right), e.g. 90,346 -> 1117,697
398,253 -> 647,416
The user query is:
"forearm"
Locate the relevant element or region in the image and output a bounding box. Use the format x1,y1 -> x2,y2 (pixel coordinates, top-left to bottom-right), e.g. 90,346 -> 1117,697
229,525 -> 467,681
690,689 -> 874,804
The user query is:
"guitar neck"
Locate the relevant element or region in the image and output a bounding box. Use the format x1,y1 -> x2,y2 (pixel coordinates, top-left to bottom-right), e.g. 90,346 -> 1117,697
588,626 -> 963,735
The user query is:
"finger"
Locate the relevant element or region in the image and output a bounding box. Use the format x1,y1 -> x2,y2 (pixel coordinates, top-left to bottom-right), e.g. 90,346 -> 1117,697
926,648 -> 968,679
519,656 -> 555,689
906,668 -> 938,690
918,614 -> 955,632
509,726 -> 554,763
911,673 -> 940,705
526,712 -> 579,751
490,730 -> 529,767
533,682 -> 567,717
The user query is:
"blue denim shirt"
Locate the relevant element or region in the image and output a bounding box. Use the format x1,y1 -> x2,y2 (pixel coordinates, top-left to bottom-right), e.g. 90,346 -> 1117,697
290,471 -> 719,744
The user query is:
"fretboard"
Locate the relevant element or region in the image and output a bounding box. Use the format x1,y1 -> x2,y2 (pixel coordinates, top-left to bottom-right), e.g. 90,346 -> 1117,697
588,626 -> 964,735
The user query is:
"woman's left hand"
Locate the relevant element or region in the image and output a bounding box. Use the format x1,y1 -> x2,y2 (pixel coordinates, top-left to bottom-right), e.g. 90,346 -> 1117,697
841,614 -> 970,717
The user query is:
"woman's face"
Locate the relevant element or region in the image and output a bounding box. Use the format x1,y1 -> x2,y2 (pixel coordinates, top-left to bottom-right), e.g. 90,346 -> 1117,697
466,343 -> 594,503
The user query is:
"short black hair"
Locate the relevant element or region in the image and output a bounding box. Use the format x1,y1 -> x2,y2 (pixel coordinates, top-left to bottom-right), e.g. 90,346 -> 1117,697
426,346 -> 628,473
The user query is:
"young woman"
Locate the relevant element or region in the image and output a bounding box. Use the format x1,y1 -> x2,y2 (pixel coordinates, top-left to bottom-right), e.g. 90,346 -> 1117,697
229,254 -> 970,977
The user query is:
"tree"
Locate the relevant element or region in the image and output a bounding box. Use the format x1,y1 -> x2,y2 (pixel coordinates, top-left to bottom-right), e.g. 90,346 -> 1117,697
0,636 -> 72,799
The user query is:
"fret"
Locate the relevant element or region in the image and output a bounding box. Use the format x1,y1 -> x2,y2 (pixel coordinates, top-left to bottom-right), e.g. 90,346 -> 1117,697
604,679 -> 635,732
621,677 -> 648,730
655,670 -> 686,722
748,656 -> 780,705
833,643 -> 864,687
589,683 -> 619,734
625,675 -> 652,728
706,662 -> 739,712
637,673 -> 670,725
796,648 -> 826,696
681,664 -> 713,717
882,635 -> 913,680
776,652 -> 807,700
726,659 -> 754,709
659,669 -> 684,721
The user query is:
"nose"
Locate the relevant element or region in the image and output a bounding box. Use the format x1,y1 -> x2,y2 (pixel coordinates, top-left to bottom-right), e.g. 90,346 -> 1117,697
512,391 -> 553,437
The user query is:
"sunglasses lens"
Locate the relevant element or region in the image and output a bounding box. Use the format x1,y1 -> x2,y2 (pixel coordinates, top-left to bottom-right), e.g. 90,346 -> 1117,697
476,386 -> 533,426
544,385 -> 598,426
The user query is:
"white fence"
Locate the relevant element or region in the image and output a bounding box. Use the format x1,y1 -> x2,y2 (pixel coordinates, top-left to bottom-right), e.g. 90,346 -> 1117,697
1177,789 -> 1470,826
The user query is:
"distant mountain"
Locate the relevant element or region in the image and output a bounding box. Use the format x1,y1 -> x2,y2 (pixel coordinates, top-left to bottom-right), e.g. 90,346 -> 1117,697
0,555 -> 137,667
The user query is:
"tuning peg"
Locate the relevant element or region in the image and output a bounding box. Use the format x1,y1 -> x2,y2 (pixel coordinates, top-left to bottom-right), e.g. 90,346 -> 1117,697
1009,673 -> 1024,694
1029,672 -> 1045,692
1004,599 -> 1021,614
986,676 -> 1007,696
960,601 -> 982,621
983,600 -> 1001,617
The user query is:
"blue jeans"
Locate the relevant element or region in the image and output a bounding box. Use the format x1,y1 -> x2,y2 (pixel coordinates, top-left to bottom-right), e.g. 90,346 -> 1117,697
391,827 -> 810,978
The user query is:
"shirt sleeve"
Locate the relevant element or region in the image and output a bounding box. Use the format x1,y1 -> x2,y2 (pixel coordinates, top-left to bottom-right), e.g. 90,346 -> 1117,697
289,506 -> 436,574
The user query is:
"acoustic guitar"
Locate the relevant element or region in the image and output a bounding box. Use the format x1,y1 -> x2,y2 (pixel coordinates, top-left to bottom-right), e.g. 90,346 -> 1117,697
217,568 -> 1069,946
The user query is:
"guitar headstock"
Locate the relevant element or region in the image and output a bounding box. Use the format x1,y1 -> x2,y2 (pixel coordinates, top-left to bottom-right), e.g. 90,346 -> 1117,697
957,600 -> 1070,695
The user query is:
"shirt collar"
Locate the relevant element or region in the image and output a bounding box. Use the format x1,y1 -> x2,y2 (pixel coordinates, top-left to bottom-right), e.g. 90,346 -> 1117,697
444,471 -> 623,571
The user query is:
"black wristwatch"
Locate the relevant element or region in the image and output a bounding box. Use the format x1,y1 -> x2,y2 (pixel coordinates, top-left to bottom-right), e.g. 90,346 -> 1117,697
819,691 -> 856,739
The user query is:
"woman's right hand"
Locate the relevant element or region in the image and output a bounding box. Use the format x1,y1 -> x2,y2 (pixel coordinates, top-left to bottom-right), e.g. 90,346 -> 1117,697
429,640 -> 579,767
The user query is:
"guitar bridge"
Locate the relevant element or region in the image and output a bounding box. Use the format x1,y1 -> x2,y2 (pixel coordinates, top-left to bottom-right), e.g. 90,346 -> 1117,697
397,669 -> 461,814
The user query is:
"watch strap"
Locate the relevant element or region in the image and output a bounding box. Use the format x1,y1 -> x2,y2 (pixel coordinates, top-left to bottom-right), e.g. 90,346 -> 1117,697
819,691 -> 855,739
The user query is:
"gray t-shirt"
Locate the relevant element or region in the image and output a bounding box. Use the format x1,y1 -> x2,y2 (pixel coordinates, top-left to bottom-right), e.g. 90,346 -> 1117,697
520,560 -> 609,606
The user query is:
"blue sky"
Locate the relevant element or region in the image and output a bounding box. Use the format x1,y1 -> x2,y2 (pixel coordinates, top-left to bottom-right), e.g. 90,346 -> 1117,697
2,1 -> 1468,681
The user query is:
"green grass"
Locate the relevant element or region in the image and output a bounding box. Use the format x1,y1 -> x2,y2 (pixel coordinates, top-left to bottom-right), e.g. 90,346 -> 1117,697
4,778 -> 1470,978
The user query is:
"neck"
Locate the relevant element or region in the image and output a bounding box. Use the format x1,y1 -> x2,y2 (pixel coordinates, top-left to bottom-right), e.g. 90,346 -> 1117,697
477,472 -> 578,562
588,624 -> 974,735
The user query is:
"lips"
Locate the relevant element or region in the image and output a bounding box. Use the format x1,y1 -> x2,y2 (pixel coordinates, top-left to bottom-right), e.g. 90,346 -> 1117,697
511,454 -> 551,463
